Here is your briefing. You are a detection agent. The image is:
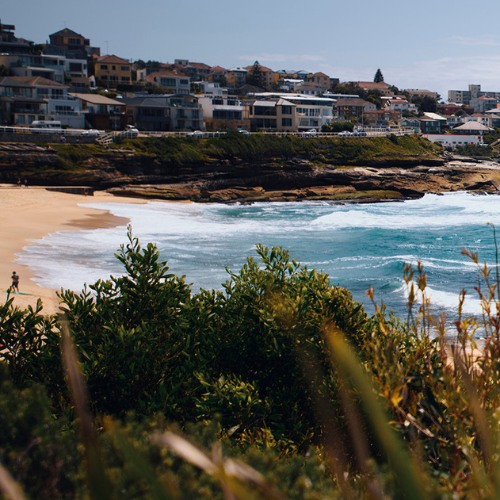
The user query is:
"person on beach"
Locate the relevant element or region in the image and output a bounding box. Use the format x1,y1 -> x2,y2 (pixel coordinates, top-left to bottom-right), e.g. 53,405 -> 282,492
10,271 -> 19,293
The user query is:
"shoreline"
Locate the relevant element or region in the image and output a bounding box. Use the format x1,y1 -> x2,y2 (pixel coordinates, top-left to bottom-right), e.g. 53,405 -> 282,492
0,185 -> 147,315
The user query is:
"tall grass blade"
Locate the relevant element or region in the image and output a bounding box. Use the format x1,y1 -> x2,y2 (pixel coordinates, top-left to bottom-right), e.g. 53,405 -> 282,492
0,463 -> 27,500
326,325 -> 428,500
60,314 -> 112,500
153,431 -> 287,500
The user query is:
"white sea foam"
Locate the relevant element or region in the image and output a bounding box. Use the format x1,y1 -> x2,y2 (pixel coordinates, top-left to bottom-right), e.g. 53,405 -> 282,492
16,193 -> 500,319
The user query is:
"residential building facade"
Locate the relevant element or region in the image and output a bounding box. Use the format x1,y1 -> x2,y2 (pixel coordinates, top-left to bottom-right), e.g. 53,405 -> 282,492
95,55 -> 132,87
145,71 -> 191,94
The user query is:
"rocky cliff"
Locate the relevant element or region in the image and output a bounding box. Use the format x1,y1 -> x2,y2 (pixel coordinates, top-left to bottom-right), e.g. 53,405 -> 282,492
1,139 -> 500,203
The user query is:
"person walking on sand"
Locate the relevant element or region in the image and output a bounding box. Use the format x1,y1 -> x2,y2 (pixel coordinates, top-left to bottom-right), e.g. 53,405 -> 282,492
10,271 -> 19,293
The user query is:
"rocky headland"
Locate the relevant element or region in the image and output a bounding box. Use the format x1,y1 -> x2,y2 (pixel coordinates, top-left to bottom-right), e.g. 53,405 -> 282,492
1,136 -> 500,203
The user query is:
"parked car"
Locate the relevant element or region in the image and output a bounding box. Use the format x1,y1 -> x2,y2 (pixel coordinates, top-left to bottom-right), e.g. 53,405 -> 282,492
82,129 -> 104,136
238,129 -> 250,135
304,129 -> 318,136
120,125 -> 139,138
187,130 -> 205,137
30,120 -> 64,134
338,131 -> 352,137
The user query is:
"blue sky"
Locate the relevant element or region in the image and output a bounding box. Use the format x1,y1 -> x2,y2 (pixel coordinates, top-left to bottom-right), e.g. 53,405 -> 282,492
5,0 -> 500,99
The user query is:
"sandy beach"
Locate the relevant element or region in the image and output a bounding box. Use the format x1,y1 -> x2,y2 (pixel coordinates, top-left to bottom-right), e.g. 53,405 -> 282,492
0,185 -> 145,316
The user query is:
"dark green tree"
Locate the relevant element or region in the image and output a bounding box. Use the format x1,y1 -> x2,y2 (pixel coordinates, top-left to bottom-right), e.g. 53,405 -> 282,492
247,60 -> 263,87
411,95 -> 438,113
374,68 -> 384,83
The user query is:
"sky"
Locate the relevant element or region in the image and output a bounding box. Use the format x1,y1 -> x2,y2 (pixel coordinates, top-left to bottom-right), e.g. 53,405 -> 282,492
4,0 -> 500,100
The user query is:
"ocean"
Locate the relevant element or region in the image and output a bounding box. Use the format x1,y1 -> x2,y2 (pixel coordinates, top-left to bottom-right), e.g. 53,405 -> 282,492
16,191 -> 500,328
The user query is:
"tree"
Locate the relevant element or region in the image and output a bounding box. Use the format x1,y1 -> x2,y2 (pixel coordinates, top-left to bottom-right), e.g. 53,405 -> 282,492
374,68 -> 384,83
247,60 -> 263,88
412,95 -> 438,113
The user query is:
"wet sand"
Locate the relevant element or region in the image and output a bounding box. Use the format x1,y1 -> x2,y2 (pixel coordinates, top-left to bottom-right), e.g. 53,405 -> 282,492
0,185 -> 145,315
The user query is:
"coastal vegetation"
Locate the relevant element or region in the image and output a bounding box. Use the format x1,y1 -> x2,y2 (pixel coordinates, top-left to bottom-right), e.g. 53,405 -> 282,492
28,133 -> 443,172
2,227 -> 500,498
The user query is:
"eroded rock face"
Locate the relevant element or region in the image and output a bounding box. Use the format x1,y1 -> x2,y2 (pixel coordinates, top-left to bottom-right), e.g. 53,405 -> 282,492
1,143 -> 500,203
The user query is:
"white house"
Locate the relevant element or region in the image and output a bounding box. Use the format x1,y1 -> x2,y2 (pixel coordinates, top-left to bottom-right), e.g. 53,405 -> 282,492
424,134 -> 484,147
251,92 -> 334,130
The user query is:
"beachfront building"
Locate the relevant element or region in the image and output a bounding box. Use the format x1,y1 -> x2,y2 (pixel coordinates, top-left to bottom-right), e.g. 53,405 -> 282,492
69,92 -> 126,130
144,71 -> 191,94
121,94 -> 203,131
247,92 -> 334,131
0,76 -> 83,127
423,134 -> 484,147
198,92 -> 246,131
94,55 -> 132,88
246,97 -> 296,132
453,121 -> 493,135
121,96 -> 171,131
0,76 -> 47,125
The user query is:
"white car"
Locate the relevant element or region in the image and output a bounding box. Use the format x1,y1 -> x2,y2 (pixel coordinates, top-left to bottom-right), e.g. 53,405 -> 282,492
338,131 -> 352,137
120,125 -> 139,138
82,129 -> 103,136
304,129 -> 318,136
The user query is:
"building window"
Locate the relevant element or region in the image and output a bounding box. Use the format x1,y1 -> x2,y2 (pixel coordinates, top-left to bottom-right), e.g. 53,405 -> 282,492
121,66 -> 130,71
160,78 -> 176,87
282,105 -> 292,114
282,118 -> 292,127
100,64 -> 108,70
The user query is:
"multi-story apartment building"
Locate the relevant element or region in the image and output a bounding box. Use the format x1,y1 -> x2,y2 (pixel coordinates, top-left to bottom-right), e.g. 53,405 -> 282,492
448,84 -> 500,105
248,92 -> 334,131
197,82 -> 246,130
48,28 -> 100,58
122,94 -> 203,131
0,76 -> 83,127
95,55 -> 132,87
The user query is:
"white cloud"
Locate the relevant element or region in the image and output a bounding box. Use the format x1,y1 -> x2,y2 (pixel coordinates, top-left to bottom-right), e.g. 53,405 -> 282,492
445,36 -> 500,47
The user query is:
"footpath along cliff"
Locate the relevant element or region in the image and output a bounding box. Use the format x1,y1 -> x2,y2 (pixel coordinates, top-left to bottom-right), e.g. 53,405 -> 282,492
1,134 -> 500,203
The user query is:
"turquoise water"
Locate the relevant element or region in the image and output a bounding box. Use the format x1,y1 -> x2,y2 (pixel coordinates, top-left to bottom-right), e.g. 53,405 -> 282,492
17,192 -> 500,323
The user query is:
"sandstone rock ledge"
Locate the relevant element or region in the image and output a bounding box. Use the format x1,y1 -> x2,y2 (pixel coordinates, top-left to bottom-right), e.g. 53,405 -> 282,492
107,158 -> 500,204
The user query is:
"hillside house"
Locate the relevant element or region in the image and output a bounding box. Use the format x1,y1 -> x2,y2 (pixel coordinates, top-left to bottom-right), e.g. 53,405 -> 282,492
145,71 -> 190,94
95,55 -> 132,87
